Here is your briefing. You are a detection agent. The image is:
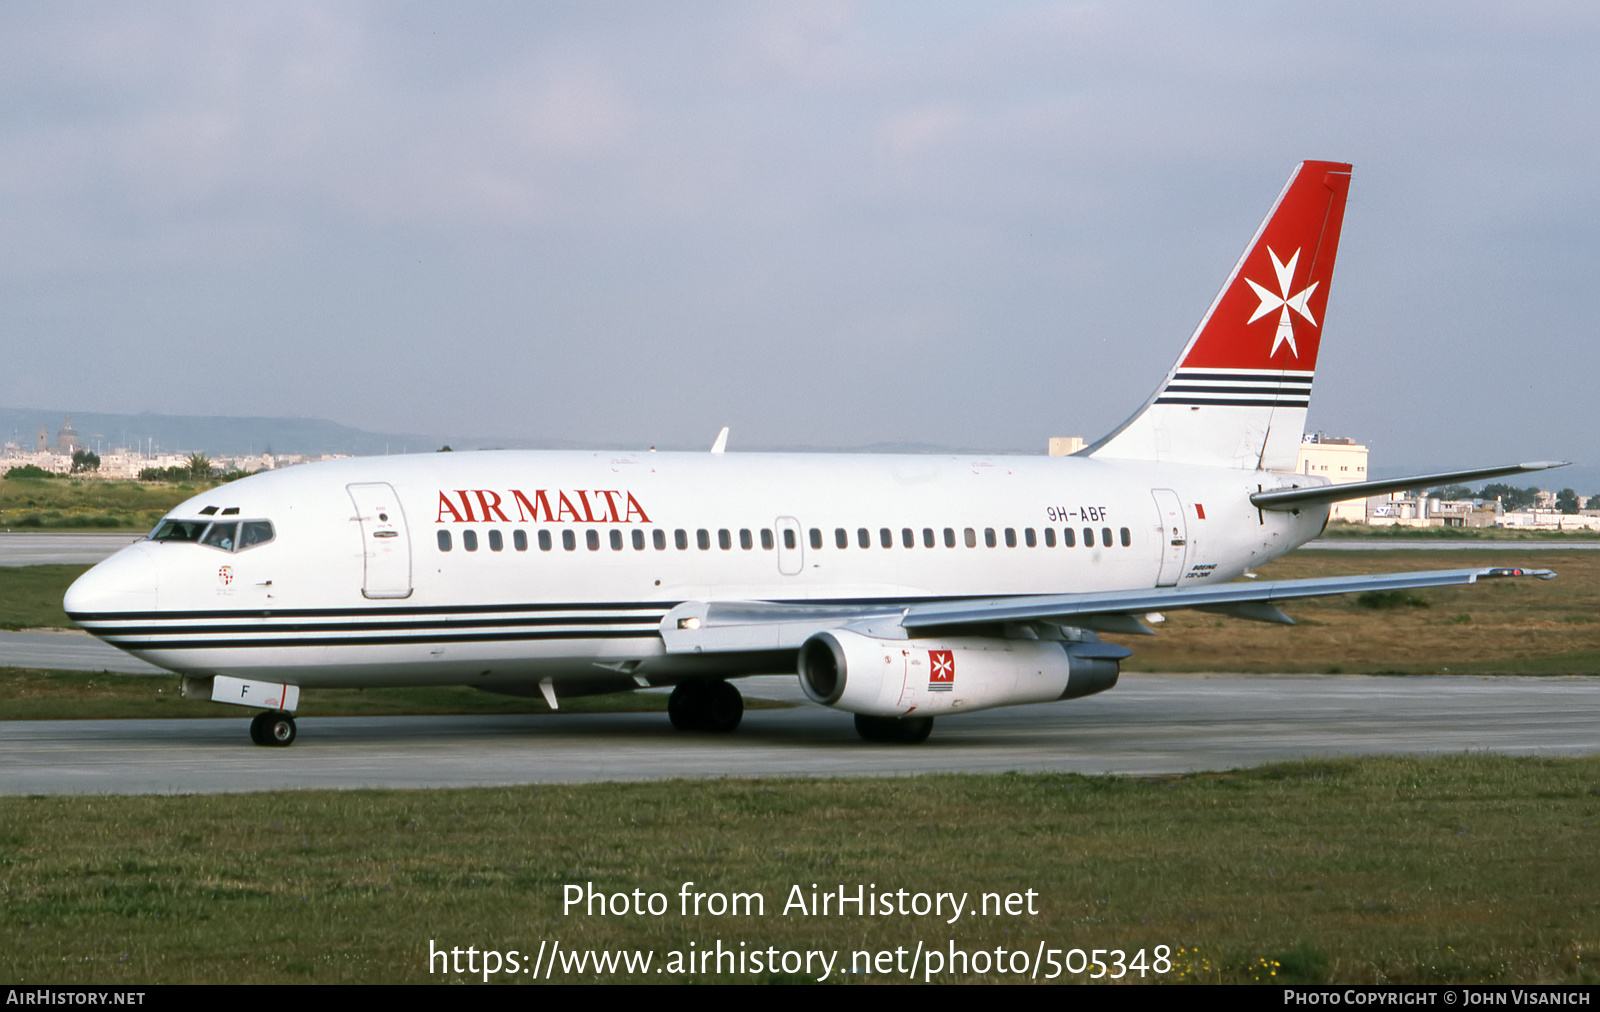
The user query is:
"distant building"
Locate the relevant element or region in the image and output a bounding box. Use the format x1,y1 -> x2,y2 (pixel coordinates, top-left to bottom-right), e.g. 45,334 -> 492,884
55,416 -> 78,455
36,426 -> 48,453
1047,436 -> 1085,456
1294,434 -> 1369,523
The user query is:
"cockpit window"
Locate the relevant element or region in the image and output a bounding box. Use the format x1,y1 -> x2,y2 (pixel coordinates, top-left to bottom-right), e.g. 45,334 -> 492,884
150,520 -> 208,542
201,522 -> 238,552
149,518 -> 275,552
240,521 -> 274,549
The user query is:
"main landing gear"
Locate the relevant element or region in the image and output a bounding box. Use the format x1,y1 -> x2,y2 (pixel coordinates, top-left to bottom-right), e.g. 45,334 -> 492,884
667,680 -> 744,733
249,710 -> 297,747
854,714 -> 934,744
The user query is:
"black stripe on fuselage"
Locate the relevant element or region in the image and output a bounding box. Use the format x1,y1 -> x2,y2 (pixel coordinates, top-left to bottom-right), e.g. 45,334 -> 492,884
1153,396 -> 1309,407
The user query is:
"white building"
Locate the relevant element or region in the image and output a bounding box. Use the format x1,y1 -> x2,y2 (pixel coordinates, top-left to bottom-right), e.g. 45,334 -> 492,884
1294,434 -> 1369,523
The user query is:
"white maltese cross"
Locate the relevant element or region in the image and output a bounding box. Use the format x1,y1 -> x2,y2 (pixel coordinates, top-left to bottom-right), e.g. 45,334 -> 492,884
1245,247 -> 1319,358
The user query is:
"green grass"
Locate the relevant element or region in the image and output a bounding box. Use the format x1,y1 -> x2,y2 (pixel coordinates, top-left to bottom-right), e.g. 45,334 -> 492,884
1,756 -> 1597,984
0,565 -> 86,629
0,667 -> 792,720
0,476 -> 216,531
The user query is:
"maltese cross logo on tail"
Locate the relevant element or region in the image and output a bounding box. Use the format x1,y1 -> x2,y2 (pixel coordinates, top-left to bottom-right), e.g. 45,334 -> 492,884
928,649 -> 955,691
1245,247 -> 1319,358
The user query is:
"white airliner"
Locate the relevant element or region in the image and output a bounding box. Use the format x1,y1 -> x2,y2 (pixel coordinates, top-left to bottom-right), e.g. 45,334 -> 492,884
65,160 -> 1562,747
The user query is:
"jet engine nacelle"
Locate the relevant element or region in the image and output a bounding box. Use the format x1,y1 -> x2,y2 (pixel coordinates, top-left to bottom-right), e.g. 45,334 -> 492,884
797,629 -> 1120,718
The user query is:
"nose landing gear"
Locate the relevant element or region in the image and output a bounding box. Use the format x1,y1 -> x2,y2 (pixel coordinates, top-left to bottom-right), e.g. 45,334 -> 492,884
249,710 -> 297,747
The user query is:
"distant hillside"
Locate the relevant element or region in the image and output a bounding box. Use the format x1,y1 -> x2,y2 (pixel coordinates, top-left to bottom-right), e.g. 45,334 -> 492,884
0,408 -> 434,458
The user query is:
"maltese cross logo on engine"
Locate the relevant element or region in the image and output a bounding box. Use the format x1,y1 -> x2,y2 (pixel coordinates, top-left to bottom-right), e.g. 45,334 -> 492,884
1245,246 -> 1319,358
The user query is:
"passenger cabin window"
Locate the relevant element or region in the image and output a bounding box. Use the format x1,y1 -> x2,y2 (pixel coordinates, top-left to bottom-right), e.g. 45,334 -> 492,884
1025,528 -> 1037,547
761,529 -> 775,550
562,530 -> 576,551
633,530 -> 646,550
784,529 -> 797,550
1082,528 -> 1093,547
718,529 -> 732,550
809,528 -> 822,550
963,528 -> 976,548
697,529 -> 710,550
539,530 -> 553,551
923,528 -> 935,548
1102,527 -> 1112,547
1044,528 -> 1056,548
437,530 -> 452,552
463,530 -> 479,552
587,530 -> 600,551
1120,527 -> 1132,547
858,528 -> 870,549
835,528 -> 848,549
653,529 -> 667,550
880,528 -> 893,549
488,530 -> 503,552
675,529 -> 689,550
984,528 -> 997,548
902,528 -> 915,548
740,529 -> 753,550
514,530 -> 528,551
944,528 -> 956,548
1004,528 -> 1017,548
611,530 -> 624,551
1063,527 -> 1075,547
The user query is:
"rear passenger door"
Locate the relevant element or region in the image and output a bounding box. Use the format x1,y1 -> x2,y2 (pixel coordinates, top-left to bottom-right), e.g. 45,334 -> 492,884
348,482 -> 412,599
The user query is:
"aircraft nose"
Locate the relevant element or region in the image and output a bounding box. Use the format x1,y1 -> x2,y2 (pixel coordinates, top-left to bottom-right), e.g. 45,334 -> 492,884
64,543 -> 159,619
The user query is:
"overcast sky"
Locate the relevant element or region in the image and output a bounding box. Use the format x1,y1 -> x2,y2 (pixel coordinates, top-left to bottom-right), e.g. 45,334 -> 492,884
2,2 -> 1595,475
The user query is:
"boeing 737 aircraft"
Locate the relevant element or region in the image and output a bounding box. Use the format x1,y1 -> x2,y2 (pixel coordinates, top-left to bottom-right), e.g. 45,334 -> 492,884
65,160 -> 1561,746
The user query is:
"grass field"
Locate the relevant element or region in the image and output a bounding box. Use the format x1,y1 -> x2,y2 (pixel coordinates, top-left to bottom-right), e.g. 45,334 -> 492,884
0,476 -> 213,531
1,756 -> 1597,984
1109,549 -> 1600,675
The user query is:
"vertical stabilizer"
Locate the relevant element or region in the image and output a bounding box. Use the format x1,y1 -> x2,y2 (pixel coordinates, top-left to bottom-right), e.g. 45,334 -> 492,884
1086,161 -> 1352,471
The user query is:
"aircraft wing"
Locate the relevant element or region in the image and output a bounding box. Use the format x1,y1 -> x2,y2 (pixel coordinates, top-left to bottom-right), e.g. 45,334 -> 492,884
659,566 -> 1553,654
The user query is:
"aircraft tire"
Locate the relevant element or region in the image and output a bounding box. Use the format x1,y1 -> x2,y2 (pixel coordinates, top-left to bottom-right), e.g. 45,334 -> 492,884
854,714 -> 934,744
668,681 -> 708,731
668,680 -> 744,733
260,712 -> 297,747
702,680 -> 744,733
249,710 -> 270,746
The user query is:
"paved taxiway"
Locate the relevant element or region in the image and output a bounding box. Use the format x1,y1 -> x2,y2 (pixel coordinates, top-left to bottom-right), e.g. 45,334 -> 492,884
3,673 -> 1595,795
0,532 -> 141,566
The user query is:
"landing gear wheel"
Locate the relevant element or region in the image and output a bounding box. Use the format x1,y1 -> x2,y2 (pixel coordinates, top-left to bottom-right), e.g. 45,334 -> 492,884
702,680 -> 744,733
668,681 -> 708,731
668,680 -> 744,733
854,714 -> 934,744
250,710 -> 297,747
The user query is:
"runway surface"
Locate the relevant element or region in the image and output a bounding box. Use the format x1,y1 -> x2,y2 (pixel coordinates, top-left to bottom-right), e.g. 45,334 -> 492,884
3,673 -> 1595,795
1303,539 -> 1600,550
0,532 -> 141,566
0,629 -> 167,673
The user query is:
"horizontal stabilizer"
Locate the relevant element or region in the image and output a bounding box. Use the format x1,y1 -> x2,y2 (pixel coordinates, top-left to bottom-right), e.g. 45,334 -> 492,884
1251,461 -> 1571,511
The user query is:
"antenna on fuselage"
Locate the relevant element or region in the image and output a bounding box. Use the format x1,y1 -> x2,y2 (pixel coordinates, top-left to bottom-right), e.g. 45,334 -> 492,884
710,427 -> 729,454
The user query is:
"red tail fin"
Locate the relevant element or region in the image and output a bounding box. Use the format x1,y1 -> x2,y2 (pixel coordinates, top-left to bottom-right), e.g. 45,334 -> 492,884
1087,161 -> 1352,471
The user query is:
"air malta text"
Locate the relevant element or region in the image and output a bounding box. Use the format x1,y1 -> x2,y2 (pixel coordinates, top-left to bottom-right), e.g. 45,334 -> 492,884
436,490 -> 652,525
